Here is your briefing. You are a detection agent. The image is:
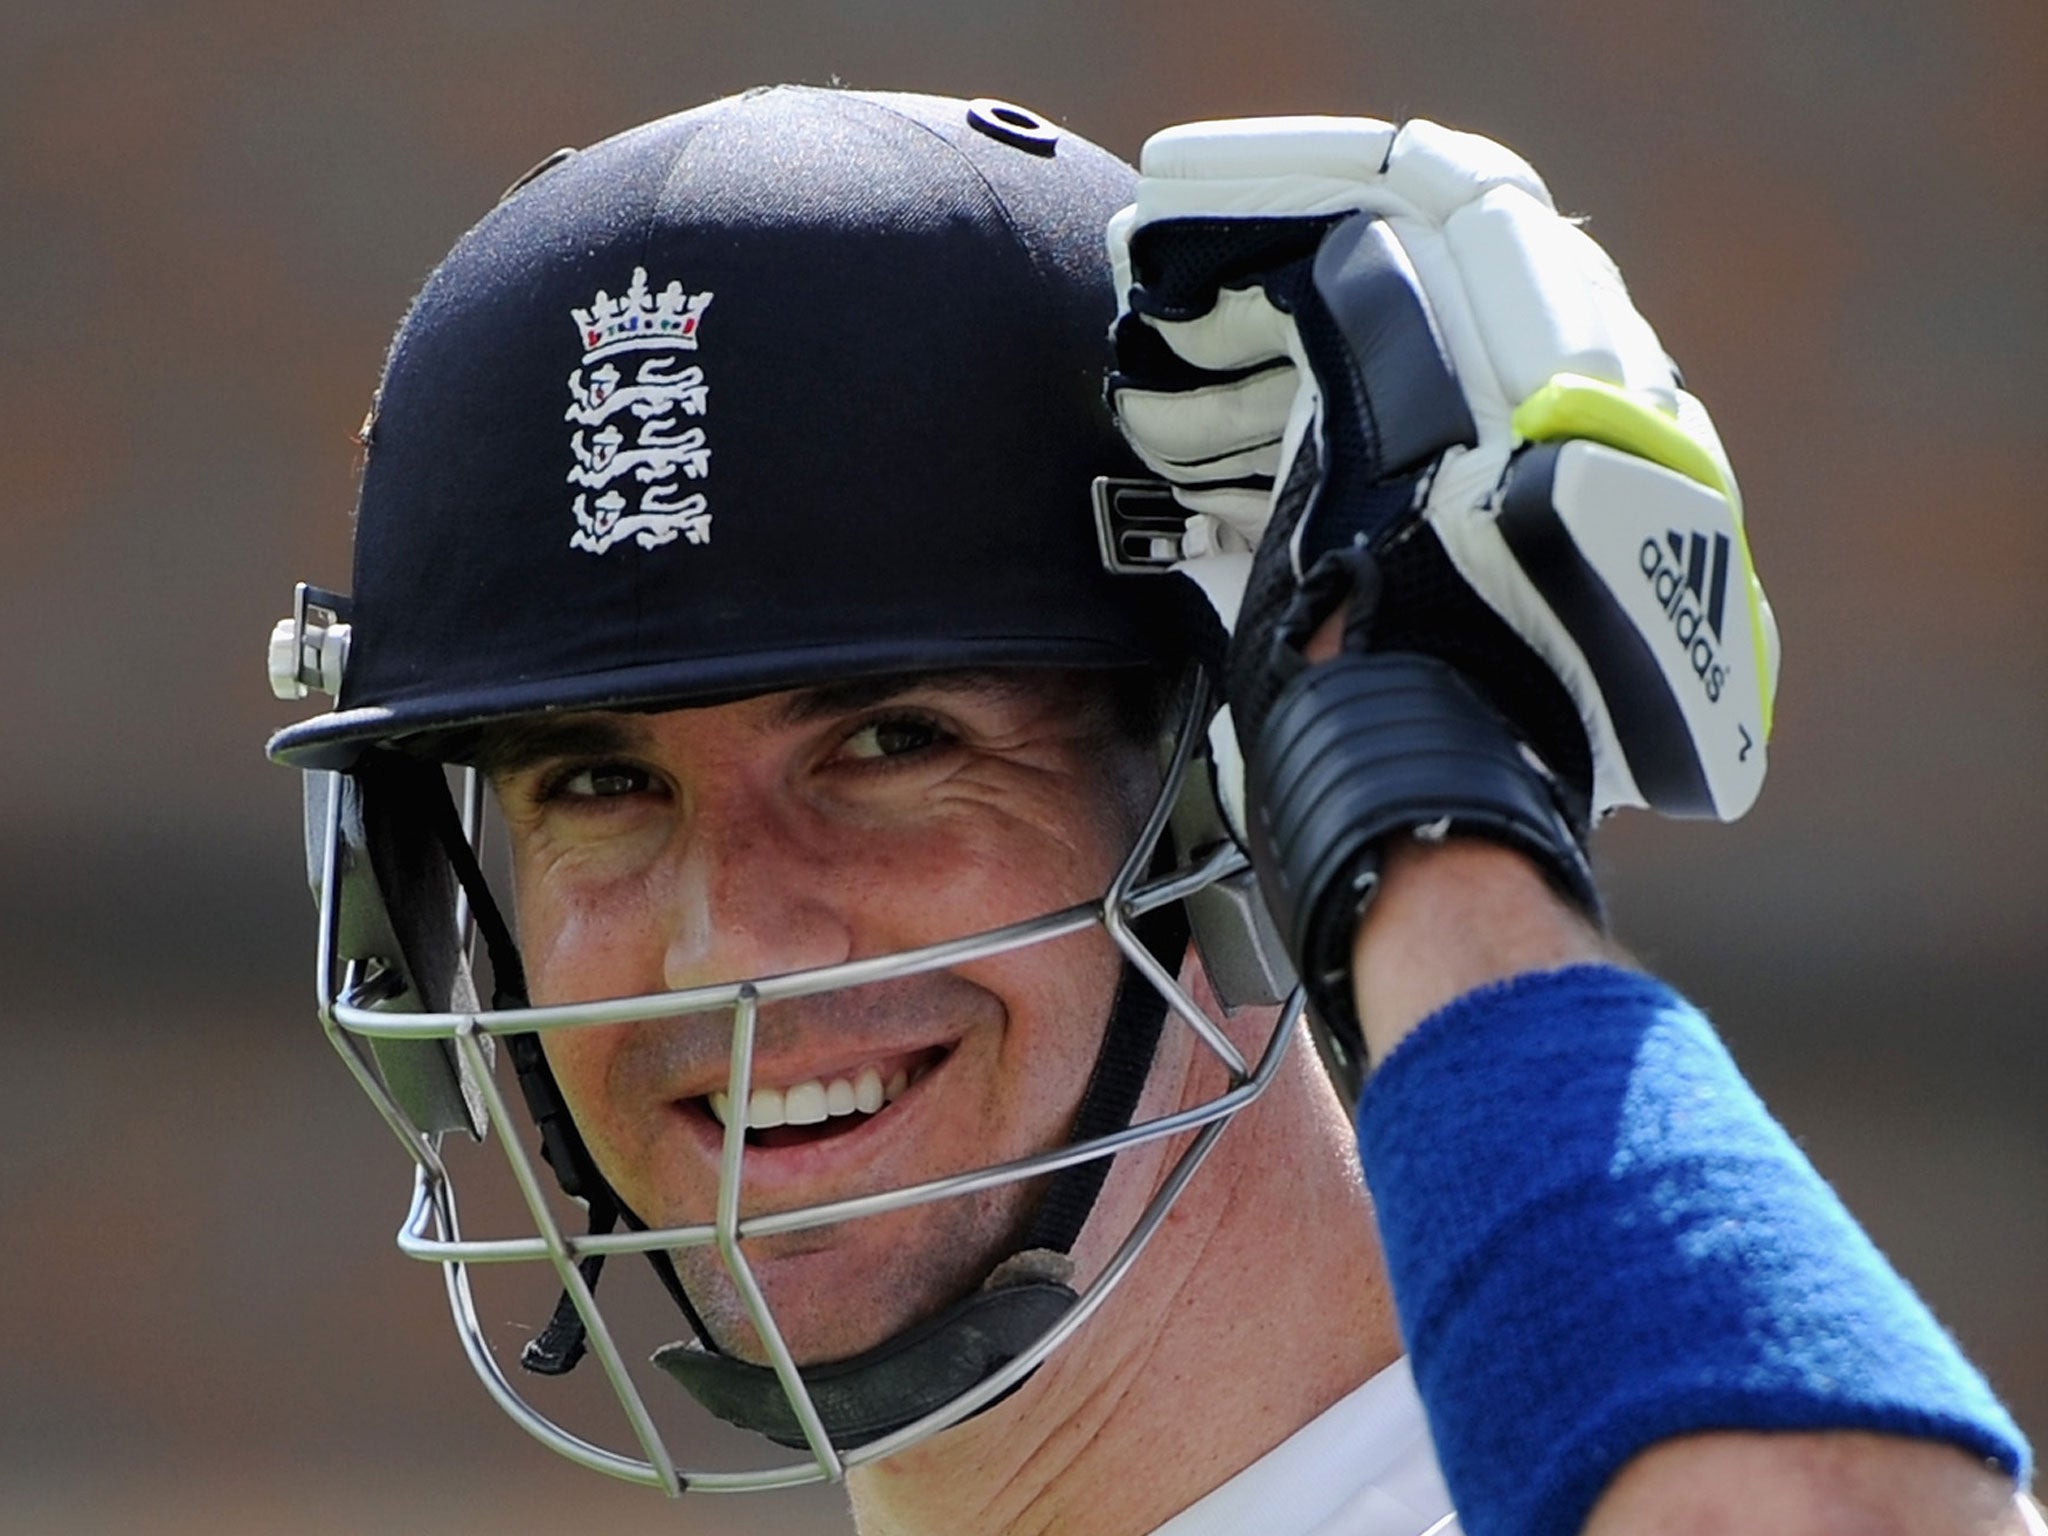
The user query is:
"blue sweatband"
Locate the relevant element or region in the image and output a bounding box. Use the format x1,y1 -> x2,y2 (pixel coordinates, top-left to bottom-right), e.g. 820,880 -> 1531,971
1356,964 -> 2029,1536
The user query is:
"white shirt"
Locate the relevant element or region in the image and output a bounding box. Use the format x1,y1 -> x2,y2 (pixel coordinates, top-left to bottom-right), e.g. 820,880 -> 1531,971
1152,1356 -> 1460,1536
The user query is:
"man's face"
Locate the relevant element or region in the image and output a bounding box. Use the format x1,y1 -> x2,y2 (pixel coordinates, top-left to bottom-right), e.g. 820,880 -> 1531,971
486,671 -> 1153,1367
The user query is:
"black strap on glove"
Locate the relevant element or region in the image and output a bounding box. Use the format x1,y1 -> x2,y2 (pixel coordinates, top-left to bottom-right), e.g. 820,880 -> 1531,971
1237,550 -> 1601,1093
1246,633 -> 1598,1099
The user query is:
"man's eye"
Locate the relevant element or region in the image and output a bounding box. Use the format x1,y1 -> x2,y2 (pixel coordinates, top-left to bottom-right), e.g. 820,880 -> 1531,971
552,763 -> 650,800
841,714 -> 947,762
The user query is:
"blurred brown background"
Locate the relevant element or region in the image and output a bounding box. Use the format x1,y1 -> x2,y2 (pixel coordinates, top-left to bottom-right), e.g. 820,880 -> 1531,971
2,0 -> 2041,1530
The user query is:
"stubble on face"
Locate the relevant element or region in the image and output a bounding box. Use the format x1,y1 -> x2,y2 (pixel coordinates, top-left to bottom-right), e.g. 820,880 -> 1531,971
614,914 -> 1130,1365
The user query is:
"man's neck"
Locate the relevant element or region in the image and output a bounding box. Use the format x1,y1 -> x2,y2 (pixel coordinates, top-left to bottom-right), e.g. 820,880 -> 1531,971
846,1015 -> 1401,1536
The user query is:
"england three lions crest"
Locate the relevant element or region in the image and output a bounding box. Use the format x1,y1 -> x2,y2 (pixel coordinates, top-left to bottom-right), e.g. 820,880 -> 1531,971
565,268 -> 714,554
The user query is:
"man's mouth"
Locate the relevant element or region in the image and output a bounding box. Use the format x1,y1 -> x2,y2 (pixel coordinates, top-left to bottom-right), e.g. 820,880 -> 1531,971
702,1047 -> 945,1151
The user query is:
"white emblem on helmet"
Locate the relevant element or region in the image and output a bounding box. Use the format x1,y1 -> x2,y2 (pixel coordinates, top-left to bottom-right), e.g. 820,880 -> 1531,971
566,268 -> 714,553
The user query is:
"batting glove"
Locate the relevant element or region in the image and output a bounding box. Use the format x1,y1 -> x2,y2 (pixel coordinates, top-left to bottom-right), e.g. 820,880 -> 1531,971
1107,117 -> 1780,1078
1110,116 -> 1778,821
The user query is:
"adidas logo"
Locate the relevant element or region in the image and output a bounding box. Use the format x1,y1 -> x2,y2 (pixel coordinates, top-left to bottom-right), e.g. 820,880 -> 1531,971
1638,529 -> 1730,703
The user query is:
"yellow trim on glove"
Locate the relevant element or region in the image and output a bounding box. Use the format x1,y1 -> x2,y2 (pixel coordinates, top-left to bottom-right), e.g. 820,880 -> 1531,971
1512,374 -> 1730,501
1512,373 -> 1775,738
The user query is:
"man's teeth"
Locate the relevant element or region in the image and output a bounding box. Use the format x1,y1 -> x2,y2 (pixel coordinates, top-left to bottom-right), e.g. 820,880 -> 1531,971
708,1063 -> 914,1130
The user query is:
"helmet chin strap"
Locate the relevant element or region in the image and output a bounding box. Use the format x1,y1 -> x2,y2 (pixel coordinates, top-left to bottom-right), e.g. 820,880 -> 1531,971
426,763 -> 1189,1450
652,1252 -> 1082,1450
423,777 -> 718,1370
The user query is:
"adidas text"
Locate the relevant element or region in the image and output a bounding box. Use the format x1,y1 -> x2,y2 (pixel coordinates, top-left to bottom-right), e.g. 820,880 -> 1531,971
1638,534 -> 1728,703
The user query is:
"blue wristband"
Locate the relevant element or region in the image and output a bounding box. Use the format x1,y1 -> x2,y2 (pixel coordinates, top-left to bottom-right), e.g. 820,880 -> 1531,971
1356,964 -> 2029,1536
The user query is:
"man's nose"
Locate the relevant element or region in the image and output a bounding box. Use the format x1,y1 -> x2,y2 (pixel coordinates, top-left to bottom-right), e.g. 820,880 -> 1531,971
659,799 -> 855,991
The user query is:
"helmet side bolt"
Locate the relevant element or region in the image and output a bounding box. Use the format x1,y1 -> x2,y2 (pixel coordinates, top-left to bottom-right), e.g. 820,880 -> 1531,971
268,581 -> 353,700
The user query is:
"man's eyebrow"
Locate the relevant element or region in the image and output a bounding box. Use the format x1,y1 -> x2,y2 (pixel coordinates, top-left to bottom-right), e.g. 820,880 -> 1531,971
767,672 -> 1033,728
467,715 -> 649,779
466,674 -> 1044,774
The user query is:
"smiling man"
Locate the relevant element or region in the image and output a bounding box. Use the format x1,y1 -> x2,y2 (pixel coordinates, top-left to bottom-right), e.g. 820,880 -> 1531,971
465,669 -> 1397,1532
267,87 -> 2036,1536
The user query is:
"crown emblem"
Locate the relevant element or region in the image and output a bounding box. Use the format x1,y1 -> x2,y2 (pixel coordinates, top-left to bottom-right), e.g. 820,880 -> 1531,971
571,267 -> 713,358
563,269 -> 718,555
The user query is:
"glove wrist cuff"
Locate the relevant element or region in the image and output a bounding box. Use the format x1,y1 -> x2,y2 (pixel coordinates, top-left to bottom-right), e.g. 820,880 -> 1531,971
1246,651 -> 1598,1094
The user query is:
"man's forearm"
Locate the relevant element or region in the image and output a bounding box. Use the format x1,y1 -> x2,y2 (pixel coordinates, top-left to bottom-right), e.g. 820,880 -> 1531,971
1583,1428 -> 2039,1536
1349,836 -> 1611,1064
1347,837 -> 2033,1535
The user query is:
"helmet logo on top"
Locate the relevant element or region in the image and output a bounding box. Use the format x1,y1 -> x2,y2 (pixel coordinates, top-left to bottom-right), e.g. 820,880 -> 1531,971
565,267 -> 716,554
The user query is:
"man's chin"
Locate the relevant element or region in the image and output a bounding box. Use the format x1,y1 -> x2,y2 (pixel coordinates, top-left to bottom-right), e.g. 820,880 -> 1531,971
674,1238 -> 990,1368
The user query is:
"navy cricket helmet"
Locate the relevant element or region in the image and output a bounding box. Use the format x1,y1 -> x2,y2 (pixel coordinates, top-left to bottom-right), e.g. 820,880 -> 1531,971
269,85 -> 1194,770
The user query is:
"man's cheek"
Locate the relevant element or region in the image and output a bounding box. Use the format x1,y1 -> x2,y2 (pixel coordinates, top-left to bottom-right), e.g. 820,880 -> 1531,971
522,898 -> 651,1002
539,1036 -> 605,1125
540,1026 -> 646,1157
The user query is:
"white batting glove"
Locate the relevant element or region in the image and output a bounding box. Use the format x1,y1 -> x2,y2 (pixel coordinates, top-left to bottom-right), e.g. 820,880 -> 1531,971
1107,116 -> 1780,827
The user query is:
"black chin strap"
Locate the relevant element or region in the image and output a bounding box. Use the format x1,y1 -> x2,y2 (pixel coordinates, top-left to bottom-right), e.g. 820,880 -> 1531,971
653,1254 -> 1081,1450
1023,905 -> 1188,1256
421,776 -> 716,1372
503,1032 -> 713,1374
